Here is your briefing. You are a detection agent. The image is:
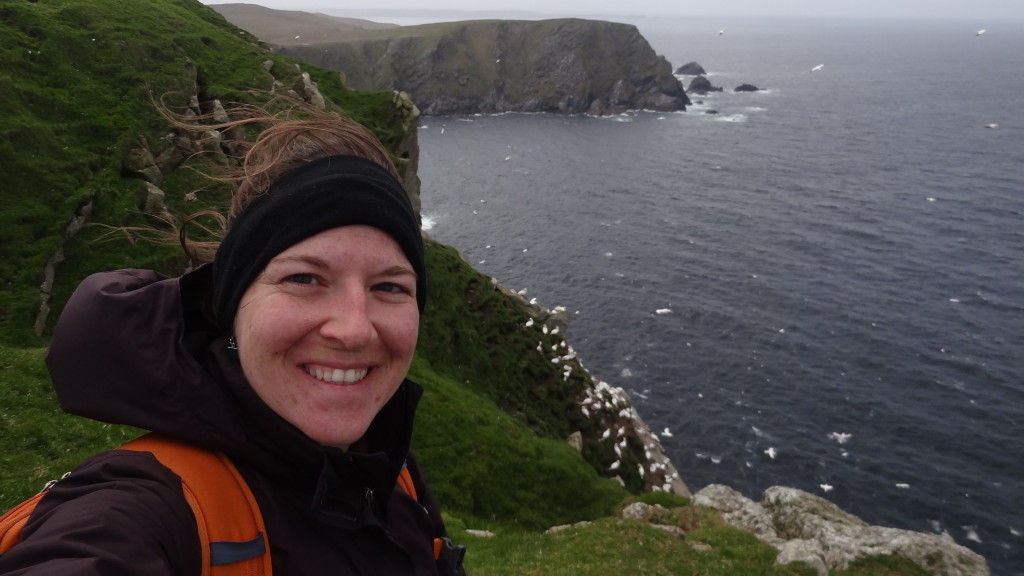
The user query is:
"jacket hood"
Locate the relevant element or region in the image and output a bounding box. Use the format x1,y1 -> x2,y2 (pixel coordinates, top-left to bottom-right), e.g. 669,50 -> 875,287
46,266 -> 421,509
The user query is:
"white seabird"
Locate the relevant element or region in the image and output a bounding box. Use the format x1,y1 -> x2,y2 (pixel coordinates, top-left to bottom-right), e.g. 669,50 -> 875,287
820,483 -> 834,493
811,64 -> 825,72
828,432 -> 852,444
976,29 -> 987,36
662,427 -> 673,438
764,447 -> 777,459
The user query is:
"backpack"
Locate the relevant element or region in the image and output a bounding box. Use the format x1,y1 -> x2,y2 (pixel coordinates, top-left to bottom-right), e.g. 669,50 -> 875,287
0,433 -> 270,576
0,433 -> 464,574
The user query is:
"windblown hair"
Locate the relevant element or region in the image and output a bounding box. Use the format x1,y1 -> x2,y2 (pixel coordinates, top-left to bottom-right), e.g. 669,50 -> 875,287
156,96 -> 401,265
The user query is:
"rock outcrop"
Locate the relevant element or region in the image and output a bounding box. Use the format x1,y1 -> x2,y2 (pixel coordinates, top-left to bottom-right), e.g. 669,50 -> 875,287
674,61 -> 706,75
734,83 -> 761,92
694,484 -> 989,576
274,18 -> 689,116
686,75 -> 722,95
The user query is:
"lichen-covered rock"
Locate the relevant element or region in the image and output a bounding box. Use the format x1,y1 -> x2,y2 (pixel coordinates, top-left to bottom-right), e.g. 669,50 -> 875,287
692,484 -> 780,544
621,501 -> 666,522
693,485 -> 990,576
775,539 -> 827,576
761,486 -> 989,576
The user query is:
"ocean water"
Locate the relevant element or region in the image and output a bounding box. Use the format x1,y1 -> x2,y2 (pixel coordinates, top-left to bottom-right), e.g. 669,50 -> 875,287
412,16 -> 1024,574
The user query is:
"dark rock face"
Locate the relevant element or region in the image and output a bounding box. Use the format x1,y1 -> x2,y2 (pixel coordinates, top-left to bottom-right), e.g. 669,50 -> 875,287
686,75 -> 722,95
277,19 -> 690,116
674,61 -> 706,75
734,83 -> 761,92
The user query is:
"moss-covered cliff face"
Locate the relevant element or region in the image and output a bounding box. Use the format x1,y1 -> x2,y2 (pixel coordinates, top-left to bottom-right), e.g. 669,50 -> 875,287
271,18 -> 690,116
0,0 -> 411,345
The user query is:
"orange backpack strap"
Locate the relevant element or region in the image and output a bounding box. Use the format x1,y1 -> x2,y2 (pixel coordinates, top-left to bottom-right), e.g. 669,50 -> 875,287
0,491 -> 48,553
121,433 -> 271,576
396,464 -> 418,501
395,462 -> 465,570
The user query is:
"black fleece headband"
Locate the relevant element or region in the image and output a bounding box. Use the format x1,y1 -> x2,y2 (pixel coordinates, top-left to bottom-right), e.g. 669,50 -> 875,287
212,155 -> 426,332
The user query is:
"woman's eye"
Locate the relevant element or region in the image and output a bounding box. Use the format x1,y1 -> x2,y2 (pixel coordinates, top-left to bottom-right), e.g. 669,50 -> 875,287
285,273 -> 318,285
375,282 -> 411,295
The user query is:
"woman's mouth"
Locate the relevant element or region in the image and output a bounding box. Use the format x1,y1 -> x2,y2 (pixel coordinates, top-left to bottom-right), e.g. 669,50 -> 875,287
304,365 -> 369,384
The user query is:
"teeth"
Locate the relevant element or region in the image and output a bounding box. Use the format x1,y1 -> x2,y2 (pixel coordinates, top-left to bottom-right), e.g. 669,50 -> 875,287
307,366 -> 368,384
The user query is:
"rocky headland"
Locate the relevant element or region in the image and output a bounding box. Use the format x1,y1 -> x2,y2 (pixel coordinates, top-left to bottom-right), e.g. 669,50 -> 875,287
212,6 -> 690,116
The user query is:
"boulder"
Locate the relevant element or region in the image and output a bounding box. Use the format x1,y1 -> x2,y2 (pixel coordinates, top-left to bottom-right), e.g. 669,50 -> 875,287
674,61 -> 706,75
621,501 -> 667,522
686,75 -> 722,95
762,486 -> 989,576
734,83 -> 761,92
122,136 -> 162,184
693,484 -> 991,576
693,485 -> 780,544
775,539 -> 828,576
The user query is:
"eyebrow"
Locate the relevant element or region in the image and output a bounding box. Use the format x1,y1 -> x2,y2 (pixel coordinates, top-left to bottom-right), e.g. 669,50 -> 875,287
378,265 -> 418,280
267,255 -> 329,269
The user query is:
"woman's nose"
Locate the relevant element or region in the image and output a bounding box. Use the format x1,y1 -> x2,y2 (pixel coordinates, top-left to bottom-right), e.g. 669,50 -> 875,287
318,290 -> 377,349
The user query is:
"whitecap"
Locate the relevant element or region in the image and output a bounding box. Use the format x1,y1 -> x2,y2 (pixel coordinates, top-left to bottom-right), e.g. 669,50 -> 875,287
716,114 -> 748,123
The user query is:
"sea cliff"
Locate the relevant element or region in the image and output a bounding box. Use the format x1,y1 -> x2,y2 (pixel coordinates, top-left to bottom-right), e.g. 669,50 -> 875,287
239,14 -> 691,116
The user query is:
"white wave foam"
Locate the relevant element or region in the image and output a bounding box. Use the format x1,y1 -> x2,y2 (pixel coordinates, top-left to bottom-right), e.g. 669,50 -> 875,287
963,526 -> 983,543
716,114 -> 748,123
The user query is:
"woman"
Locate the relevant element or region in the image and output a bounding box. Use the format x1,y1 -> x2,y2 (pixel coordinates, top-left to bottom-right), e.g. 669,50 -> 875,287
0,103 -> 463,575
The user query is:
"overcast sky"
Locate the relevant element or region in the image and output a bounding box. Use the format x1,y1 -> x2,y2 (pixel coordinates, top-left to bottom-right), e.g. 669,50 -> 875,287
201,0 -> 1024,21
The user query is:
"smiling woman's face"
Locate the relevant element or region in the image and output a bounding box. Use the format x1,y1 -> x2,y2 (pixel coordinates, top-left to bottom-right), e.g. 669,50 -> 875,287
233,225 -> 420,449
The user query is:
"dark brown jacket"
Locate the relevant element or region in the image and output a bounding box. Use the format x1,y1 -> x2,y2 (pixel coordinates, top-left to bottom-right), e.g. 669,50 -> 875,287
0,266 -> 462,575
